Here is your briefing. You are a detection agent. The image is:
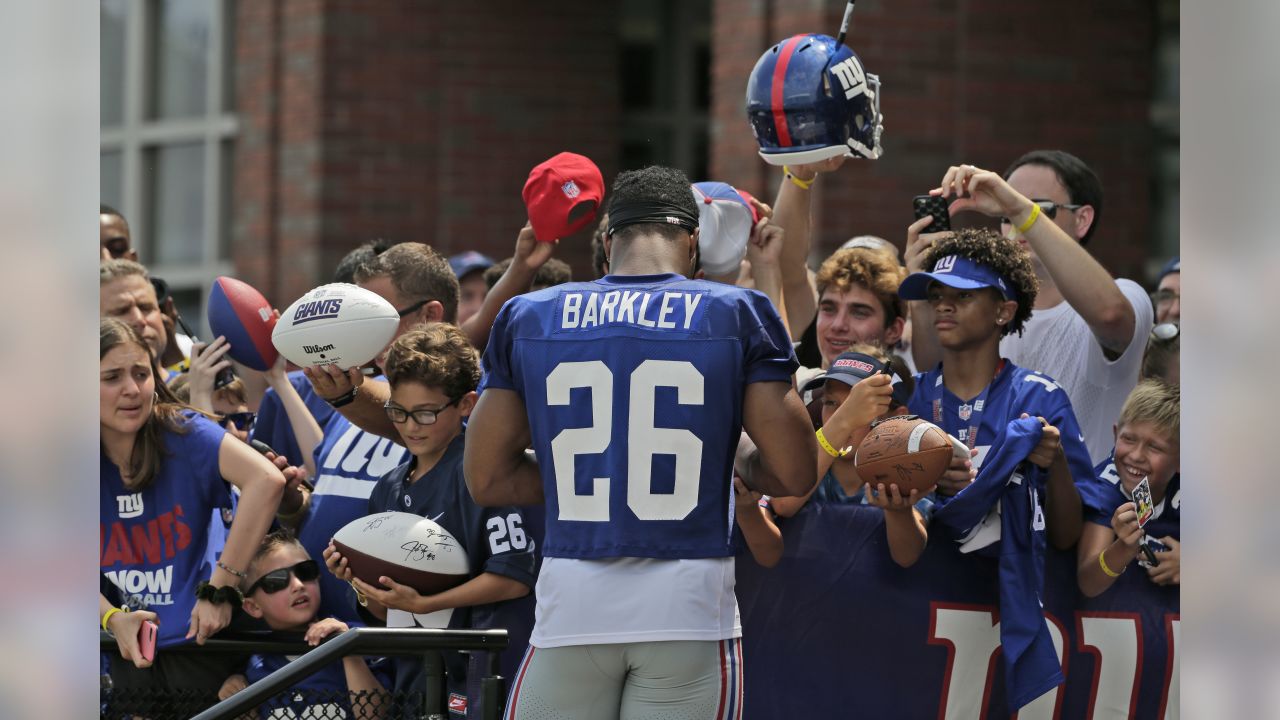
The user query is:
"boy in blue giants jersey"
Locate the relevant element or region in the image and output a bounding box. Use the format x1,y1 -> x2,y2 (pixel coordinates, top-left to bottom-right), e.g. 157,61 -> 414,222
1077,380 -> 1180,596
465,166 -> 817,720
898,227 -> 1094,709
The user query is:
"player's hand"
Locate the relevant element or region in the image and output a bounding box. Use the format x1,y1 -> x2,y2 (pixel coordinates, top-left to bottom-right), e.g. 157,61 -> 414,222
785,156 -> 847,181
512,221 -> 557,274
933,164 -> 1034,224
107,608 -> 159,669
187,597 -> 232,645
350,575 -> 430,615
733,475 -> 764,512
1147,536 -> 1180,586
746,217 -> 785,269
323,541 -> 354,582
1111,502 -> 1143,549
905,216 -> 949,275
866,482 -> 933,514
218,673 -> 248,701
1022,414 -> 1062,469
937,446 -> 978,497
304,617 -> 350,646
303,363 -> 364,403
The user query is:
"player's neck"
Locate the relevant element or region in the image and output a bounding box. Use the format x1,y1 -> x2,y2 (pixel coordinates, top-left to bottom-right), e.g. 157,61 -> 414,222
408,433 -> 458,483
609,239 -> 691,278
940,341 -> 1002,400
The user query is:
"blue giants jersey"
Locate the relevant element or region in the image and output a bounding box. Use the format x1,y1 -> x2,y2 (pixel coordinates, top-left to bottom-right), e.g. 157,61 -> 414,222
481,273 -> 797,559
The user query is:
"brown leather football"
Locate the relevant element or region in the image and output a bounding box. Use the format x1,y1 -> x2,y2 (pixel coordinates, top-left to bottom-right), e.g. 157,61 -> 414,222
853,416 -> 952,495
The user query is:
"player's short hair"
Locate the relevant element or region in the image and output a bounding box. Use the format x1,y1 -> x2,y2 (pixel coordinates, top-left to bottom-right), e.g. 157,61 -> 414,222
1117,379 -> 1179,443
100,318 -> 192,492
483,257 -> 573,291
333,238 -> 393,284
244,528 -> 309,591
814,247 -> 907,328
919,228 -> 1038,337
100,258 -> 150,286
355,242 -> 460,323
606,166 -> 698,244
101,203 -> 126,220
1003,150 -> 1103,245
384,323 -> 480,401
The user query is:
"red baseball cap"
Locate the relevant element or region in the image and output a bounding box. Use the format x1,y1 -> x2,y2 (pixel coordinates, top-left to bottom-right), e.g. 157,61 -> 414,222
523,152 -> 604,242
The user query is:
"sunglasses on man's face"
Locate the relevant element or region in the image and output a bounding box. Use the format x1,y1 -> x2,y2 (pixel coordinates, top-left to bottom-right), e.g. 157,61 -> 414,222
999,199 -> 1085,226
245,559 -> 320,595
217,411 -> 255,432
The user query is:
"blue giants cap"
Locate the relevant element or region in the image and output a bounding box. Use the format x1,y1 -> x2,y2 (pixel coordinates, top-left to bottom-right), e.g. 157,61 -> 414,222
897,255 -> 1016,301
800,351 -> 912,408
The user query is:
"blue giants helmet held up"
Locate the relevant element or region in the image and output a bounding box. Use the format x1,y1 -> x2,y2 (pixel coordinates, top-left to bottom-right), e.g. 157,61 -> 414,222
746,34 -> 884,165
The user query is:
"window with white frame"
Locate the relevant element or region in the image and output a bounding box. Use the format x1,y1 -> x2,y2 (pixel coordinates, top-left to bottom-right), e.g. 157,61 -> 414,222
101,0 -> 237,336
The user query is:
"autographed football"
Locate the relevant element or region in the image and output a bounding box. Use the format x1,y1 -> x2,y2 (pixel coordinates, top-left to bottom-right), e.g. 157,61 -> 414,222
853,416 -> 952,496
332,512 -> 470,595
271,283 -> 399,369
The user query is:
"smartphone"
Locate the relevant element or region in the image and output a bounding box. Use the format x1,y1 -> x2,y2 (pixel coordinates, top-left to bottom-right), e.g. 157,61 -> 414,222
138,620 -> 158,663
912,194 -> 952,233
174,314 -> 237,390
249,439 -> 277,457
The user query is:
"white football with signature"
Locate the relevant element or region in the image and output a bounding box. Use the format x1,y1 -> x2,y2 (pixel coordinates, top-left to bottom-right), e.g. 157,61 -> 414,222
332,512 -> 470,594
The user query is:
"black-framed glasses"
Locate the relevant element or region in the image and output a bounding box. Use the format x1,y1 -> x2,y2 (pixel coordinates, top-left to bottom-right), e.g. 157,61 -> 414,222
1151,289 -> 1180,307
1151,322 -> 1179,341
384,397 -> 460,426
397,299 -> 431,318
245,559 -> 320,595
217,411 -> 255,432
1000,199 -> 1085,225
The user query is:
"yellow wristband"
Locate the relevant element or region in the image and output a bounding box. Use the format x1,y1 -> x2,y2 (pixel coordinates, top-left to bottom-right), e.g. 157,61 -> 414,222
816,428 -> 850,459
101,606 -> 128,632
1015,202 -> 1041,234
783,166 -> 815,190
1098,549 -> 1123,578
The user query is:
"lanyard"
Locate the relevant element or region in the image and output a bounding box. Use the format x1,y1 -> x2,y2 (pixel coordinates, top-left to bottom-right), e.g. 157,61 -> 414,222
932,360 -> 1004,451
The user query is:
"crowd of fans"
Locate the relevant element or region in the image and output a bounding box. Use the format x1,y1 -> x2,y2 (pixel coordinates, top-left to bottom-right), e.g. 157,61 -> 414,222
99,143 -> 1179,718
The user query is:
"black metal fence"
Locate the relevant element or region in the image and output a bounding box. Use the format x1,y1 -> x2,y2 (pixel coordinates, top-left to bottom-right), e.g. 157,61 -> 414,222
100,627 -> 509,720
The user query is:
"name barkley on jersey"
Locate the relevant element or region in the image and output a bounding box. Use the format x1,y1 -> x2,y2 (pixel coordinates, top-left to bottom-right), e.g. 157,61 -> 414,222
560,289 -> 705,331
100,502 -> 192,607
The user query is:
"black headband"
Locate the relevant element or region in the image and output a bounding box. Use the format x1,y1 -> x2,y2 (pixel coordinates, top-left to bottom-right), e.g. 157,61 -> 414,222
606,200 -> 699,237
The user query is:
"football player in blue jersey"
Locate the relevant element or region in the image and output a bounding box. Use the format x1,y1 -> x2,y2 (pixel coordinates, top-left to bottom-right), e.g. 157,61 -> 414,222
1077,380 -> 1180,596
898,227 -> 1089,551
464,166 -> 816,720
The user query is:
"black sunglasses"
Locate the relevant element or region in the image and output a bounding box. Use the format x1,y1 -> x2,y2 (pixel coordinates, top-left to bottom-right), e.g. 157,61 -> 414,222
397,299 -> 431,318
384,397 -> 460,426
1000,199 -> 1085,226
245,559 -> 320,595
217,411 -> 255,432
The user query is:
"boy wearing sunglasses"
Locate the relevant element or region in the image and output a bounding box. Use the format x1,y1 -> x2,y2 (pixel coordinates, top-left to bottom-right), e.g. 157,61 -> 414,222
219,529 -> 390,718
324,323 -> 537,718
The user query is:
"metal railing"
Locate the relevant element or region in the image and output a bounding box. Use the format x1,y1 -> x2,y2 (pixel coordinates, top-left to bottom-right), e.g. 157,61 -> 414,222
100,627 -> 510,720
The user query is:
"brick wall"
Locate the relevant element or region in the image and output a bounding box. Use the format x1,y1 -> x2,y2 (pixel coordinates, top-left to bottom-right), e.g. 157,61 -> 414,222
233,1 -> 620,304
710,0 -> 1156,282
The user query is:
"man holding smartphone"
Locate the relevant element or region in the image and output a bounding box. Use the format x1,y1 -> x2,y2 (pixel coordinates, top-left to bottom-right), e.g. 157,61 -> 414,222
906,152 -> 1153,465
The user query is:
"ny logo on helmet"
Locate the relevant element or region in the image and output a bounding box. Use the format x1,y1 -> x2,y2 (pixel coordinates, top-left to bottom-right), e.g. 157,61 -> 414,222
831,56 -> 868,100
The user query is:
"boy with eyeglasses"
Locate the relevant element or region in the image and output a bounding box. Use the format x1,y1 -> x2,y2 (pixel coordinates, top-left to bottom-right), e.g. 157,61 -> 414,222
324,323 -> 537,718
218,528 -> 391,719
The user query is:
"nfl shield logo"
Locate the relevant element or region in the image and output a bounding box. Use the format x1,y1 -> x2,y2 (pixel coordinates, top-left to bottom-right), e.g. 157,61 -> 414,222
958,403 -> 973,421
561,180 -> 581,199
